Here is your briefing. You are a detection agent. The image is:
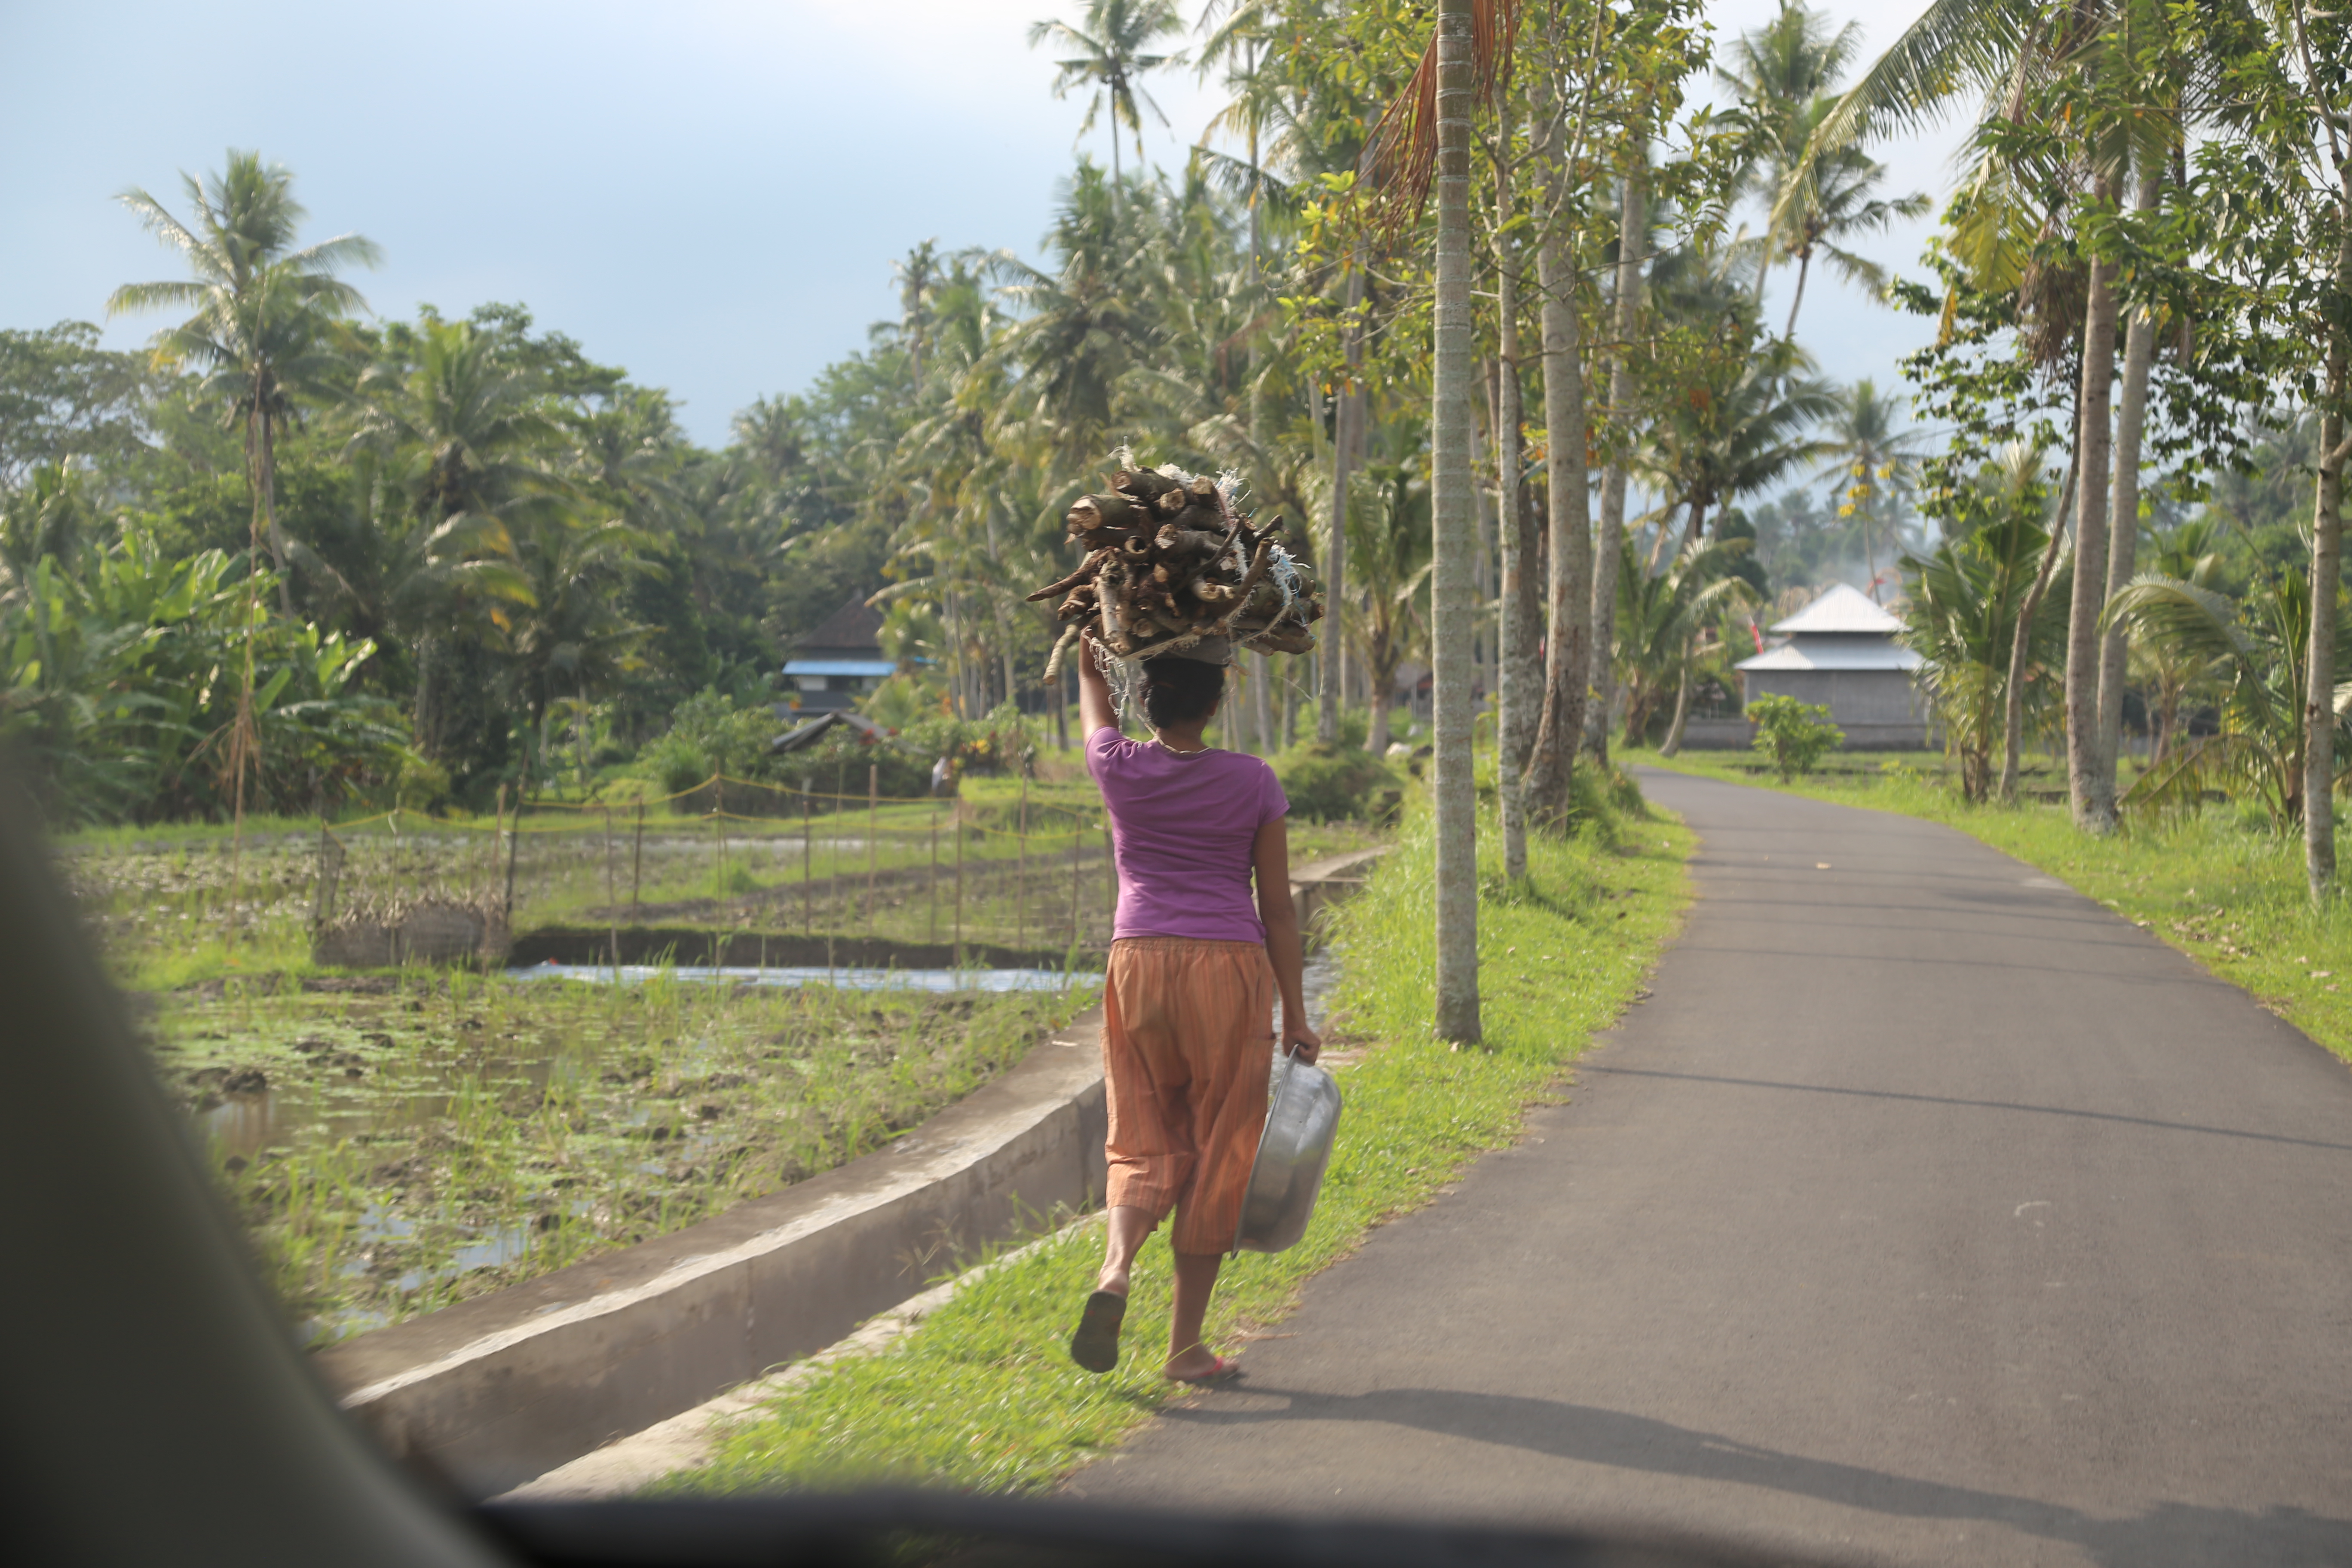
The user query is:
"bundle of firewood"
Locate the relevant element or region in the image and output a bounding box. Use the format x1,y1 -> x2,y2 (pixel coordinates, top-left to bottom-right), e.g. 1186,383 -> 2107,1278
1032,463 -> 1323,671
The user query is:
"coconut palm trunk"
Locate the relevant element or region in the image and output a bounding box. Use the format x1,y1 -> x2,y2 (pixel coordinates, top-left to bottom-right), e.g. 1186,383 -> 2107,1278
2067,184 -> 2122,833
2304,133 -> 2352,900
2096,173 -> 2163,797
1522,74 -> 1593,824
1431,0 -> 1481,1044
2000,405 -> 2079,803
1320,263 -> 1365,745
1659,662 -> 1693,756
247,405 -> 295,618
1586,154 -> 1645,762
2308,347 -> 2349,900
1494,107 -> 1542,879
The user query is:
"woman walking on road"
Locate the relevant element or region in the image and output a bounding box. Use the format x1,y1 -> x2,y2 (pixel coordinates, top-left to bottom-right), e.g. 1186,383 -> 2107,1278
1066,628 -> 1320,1383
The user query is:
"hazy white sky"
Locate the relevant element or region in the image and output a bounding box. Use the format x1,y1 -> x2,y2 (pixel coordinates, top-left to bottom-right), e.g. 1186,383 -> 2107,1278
1,1 -> 1963,447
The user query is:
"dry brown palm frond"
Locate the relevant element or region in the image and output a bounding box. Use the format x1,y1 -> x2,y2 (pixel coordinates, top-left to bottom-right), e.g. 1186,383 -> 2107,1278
1361,0 -> 1522,239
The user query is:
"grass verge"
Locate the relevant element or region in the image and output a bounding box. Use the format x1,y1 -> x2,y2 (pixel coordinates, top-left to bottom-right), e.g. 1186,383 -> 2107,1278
1635,747 -> 2352,1064
668,784 -> 1694,1495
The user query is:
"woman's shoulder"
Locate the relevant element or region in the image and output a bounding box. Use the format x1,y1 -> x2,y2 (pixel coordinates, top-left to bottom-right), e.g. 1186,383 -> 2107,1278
1212,749 -> 1285,803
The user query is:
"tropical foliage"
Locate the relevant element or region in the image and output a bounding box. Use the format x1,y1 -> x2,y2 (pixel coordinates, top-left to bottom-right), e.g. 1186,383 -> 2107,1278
11,0 -> 2352,945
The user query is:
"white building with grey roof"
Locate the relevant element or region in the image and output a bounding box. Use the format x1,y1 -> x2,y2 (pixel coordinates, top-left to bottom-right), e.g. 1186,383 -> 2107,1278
1733,583 -> 1931,749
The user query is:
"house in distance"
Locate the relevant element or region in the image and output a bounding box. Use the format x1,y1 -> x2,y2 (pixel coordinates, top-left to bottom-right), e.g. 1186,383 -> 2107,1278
781,595 -> 894,715
1733,583 -> 1930,749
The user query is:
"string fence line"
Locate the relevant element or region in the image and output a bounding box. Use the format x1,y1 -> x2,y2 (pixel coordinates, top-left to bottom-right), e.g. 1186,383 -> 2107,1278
306,775 -> 1124,962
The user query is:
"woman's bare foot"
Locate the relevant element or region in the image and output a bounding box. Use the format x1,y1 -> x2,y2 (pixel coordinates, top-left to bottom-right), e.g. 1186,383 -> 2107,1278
1161,1343 -> 1228,1382
1095,1264 -> 1130,1297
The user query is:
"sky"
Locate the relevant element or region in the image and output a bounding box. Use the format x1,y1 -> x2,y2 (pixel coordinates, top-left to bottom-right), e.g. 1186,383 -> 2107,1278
0,0 -> 1968,450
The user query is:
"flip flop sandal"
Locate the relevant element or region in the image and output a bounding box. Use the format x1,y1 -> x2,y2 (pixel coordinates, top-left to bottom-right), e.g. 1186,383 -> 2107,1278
1068,1290 -> 1126,1373
1163,1353 -> 1241,1386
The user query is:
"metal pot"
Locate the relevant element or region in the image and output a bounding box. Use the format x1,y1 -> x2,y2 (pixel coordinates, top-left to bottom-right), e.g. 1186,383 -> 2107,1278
1231,1047 -> 1343,1254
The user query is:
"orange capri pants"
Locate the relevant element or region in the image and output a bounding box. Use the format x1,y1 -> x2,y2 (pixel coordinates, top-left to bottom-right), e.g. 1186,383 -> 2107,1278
1101,937 -> 1277,1255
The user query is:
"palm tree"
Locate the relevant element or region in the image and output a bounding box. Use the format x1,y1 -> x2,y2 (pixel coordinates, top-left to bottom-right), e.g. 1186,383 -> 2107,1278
1899,446 -> 2072,800
2105,564 -> 2346,828
108,151 -> 380,616
1721,4 -> 1929,337
1346,454 -> 1433,756
1763,96 -> 1932,337
993,165 -> 1157,465
2125,518 -> 2227,767
1614,537 -> 1761,752
349,318 -> 554,762
499,513 -> 652,787
1029,0 -> 1185,191
1816,379 -> 1929,599
1643,339 -> 1840,560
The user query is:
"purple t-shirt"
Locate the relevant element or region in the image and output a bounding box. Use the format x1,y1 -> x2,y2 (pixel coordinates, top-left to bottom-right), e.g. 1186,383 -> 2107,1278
1087,726 -> 1289,943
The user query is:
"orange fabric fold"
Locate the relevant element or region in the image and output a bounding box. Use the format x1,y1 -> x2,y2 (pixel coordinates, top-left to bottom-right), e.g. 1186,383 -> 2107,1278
1100,936 -> 1276,1255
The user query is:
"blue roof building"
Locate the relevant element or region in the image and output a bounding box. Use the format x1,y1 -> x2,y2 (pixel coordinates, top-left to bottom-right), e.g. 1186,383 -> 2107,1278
783,595 -> 894,714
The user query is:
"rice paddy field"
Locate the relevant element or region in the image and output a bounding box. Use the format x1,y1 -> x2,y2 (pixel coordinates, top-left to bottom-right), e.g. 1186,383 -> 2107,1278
67,787 -> 1383,1345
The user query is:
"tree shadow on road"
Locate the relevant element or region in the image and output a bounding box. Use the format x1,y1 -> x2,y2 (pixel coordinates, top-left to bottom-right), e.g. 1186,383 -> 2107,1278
1159,1386 -> 2352,1567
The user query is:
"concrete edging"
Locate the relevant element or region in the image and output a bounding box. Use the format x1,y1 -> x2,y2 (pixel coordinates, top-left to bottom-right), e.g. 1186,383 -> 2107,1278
315,1006 -> 1109,1499
493,1212 -> 1105,1502
313,842 -> 1390,1499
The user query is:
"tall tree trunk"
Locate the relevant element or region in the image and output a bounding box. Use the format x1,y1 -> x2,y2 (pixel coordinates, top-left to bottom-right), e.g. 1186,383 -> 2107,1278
1587,152 -> 1644,762
249,408 -> 294,618
2307,364 -> 2347,902
1522,80 -> 1592,824
2306,150 -> 2352,901
413,635 -> 437,760
1659,661 -> 1692,756
2067,188 -> 2122,833
1250,649 -> 1275,755
2097,171 -> 2165,802
1430,0 -> 1481,1044
2001,407 -> 2080,803
1320,264 -> 1366,746
1652,495 -> 1701,571
1782,250 -> 1813,340
1494,108 -> 1542,879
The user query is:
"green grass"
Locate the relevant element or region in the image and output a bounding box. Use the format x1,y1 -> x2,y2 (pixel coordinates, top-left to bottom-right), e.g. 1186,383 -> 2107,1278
667,784 -> 1695,1495
1636,747 -> 2352,1065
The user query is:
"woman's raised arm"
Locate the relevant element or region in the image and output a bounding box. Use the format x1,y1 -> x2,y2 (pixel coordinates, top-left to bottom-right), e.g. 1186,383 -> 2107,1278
1076,627 -> 1118,738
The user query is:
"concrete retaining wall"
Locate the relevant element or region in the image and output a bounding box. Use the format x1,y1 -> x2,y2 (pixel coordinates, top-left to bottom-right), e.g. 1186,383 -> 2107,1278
315,1014 -> 1109,1498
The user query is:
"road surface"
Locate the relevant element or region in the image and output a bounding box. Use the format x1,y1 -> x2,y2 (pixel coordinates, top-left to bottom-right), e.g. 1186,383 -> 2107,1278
1065,769 -> 2352,1565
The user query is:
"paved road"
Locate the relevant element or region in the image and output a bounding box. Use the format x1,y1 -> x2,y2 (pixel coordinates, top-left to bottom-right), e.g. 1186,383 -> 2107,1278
1066,770 -> 2352,1565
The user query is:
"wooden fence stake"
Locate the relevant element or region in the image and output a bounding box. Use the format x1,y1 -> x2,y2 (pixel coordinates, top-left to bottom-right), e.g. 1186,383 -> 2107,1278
867,762 -> 879,933
802,786 -> 813,937
503,789 -> 521,922
953,796 -> 965,961
929,798 -> 940,943
603,806 -> 618,976
1015,773 -> 1029,951
630,799 -> 644,917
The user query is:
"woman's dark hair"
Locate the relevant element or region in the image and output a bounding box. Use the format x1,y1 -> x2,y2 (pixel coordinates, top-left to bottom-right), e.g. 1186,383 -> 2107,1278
1140,655 -> 1225,728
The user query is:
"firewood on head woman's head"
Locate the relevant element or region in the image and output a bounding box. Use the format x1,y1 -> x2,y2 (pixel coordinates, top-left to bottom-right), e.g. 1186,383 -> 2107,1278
1140,655 -> 1224,731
